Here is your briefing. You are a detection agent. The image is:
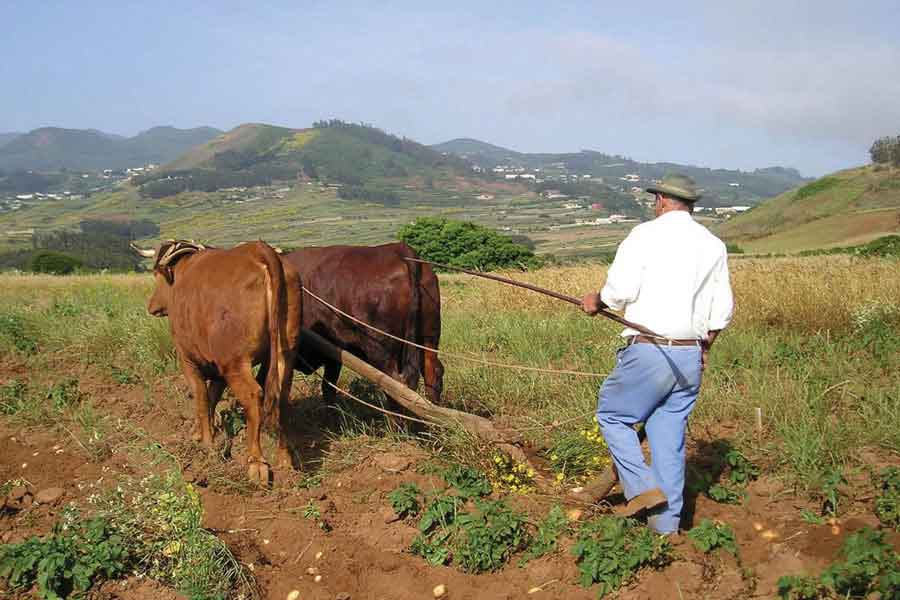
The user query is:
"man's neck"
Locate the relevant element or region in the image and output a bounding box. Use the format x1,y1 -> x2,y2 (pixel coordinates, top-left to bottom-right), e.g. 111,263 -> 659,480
657,207 -> 692,219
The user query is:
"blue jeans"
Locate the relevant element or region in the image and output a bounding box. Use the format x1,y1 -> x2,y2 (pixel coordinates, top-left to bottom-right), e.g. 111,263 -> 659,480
596,342 -> 702,533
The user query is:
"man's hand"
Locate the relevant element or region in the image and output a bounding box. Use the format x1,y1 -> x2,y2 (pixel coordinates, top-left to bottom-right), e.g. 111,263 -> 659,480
581,293 -> 606,316
701,330 -> 721,370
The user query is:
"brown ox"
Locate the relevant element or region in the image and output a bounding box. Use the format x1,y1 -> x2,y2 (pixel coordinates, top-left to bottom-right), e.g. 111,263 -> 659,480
133,240 -> 301,483
282,242 -> 444,405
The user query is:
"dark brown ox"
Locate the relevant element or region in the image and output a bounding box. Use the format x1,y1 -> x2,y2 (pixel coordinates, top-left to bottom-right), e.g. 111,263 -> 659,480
282,242 -> 444,405
133,240 -> 301,483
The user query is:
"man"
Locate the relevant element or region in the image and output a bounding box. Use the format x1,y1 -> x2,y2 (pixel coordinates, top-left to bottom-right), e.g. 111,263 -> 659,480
580,174 -> 734,535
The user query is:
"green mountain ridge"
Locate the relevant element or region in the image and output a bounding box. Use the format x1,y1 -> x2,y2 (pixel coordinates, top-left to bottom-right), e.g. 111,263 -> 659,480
0,126 -> 223,171
716,164 -> 900,252
432,137 -> 809,206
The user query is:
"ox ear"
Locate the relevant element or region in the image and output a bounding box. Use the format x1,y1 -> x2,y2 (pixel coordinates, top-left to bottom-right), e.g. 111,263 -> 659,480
130,242 -> 157,258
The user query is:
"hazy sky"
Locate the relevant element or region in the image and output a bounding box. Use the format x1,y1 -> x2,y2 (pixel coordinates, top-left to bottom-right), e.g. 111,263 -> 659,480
3,1 -> 899,175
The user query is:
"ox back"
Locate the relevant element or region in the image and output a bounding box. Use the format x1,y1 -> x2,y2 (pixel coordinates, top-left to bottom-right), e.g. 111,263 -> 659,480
283,242 -> 444,404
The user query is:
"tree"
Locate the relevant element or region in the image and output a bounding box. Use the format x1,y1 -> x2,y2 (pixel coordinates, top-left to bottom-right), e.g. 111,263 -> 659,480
30,251 -> 83,275
397,217 -> 543,271
870,136 -> 900,165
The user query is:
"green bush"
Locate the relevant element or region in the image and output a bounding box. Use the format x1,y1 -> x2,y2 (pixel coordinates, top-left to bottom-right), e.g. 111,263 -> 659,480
441,464 -> 493,499
398,217 -> 542,271
30,251 -> 83,275
518,504 -> 568,565
453,500 -> 530,573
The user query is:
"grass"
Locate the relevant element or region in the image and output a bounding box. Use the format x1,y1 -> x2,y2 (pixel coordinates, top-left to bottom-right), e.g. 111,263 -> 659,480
1,255 -> 900,596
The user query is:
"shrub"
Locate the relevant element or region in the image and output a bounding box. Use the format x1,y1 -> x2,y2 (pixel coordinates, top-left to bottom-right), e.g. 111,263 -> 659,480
398,217 -> 542,271
30,251 -> 83,275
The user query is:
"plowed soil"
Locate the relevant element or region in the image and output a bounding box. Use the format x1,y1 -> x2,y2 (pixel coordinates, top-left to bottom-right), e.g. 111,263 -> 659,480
1,358 -> 897,600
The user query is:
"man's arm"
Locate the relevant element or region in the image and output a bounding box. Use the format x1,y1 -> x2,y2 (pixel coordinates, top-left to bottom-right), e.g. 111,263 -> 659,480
703,250 -> 734,368
582,231 -> 643,316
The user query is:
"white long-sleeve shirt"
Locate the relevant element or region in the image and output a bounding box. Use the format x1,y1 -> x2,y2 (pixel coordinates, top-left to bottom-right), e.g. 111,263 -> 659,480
600,210 -> 734,339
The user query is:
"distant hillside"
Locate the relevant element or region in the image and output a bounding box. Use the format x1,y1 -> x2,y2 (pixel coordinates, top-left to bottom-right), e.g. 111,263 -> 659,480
717,164 -> 900,252
432,138 -> 809,207
139,120 -> 474,200
0,126 -> 223,171
0,133 -> 21,149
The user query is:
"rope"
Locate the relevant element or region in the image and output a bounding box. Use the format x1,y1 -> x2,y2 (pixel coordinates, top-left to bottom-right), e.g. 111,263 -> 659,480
295,355 -> 441,428
301,287 -> 607,378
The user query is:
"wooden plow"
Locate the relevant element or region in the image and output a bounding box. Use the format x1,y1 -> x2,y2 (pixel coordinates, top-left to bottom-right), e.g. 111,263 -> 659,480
302,329 -> 623,501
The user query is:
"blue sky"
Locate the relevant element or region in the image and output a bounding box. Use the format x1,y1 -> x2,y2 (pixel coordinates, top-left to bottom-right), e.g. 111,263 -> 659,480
2,1 -> 899,175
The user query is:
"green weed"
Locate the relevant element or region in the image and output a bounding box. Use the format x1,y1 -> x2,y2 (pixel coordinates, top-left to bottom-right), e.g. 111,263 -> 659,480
572,516 -> 672,597
544,424 -> 612,485
0,379 -> 27,415
874,467 -> 900,529
687,519 -> 738,556
0,516 -> 129,600
777,528 -> 900,599
387,483 -> 421,519
441,464 -> 492,499
302,499 -> 321,521
453,500 -> 530,573
518,504 -> 568,566
90,471 -> 254,599
0,311 -> 37,354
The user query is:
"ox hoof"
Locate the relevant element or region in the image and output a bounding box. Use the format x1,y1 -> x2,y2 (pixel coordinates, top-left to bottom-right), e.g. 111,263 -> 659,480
276,446 -> 293,470
248,461 -> 271,485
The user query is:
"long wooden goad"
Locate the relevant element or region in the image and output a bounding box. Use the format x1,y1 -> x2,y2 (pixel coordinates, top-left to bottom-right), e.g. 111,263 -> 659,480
404,257 -> 662,338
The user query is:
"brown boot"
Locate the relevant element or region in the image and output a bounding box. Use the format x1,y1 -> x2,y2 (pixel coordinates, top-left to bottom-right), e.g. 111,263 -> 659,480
614,488 -> 667,517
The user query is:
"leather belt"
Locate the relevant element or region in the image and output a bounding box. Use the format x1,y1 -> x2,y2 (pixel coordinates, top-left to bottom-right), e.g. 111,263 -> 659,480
628,335 -> 700,347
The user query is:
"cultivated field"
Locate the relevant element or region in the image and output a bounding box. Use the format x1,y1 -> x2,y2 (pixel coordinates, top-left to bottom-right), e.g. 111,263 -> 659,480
1,256 -> 899,599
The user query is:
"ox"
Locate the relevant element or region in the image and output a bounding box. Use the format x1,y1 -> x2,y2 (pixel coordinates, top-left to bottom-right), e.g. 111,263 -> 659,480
133,240 -> 301,483
282,242 -> 444,405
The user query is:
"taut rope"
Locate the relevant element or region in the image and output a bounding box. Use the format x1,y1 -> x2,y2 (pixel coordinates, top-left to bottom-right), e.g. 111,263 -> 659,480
301,287 -> 606,378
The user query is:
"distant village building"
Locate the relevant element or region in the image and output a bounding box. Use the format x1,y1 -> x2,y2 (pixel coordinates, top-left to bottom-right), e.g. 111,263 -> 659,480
715,206 -> 752,216
728,182 -> 740,187
476,193 -> 495,200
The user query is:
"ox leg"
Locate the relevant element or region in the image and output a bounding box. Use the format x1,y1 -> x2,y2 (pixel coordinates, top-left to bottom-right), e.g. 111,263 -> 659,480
322,361 -> 342,403
224,366 -> 269,485
184,365 -> 214,447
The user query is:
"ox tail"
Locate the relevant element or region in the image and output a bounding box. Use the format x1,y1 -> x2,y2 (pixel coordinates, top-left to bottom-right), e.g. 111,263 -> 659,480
418,257 -> 444,403
398,244 -> 425,393
258,242 -> 290,430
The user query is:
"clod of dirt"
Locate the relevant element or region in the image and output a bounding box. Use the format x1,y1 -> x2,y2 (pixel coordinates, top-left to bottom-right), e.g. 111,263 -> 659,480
5,485 -> 33,510
34,487 -> 64,505
565,508 -> 583,522
373,453 -> 412,473
381,505 -> 401,524
336,593 -> 350,600
306,567 -> 319,576
286,591 -> 300,600
315,551 -> 324,560
314,575 -> 323,583
433,584 -> 447,598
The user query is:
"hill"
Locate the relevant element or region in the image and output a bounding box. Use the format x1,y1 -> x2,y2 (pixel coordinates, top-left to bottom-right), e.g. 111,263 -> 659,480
0,126 -> 223,171
432,138 -> 809,207
716,164 -> 900,252
0,133 -> 21,149
137,120 -> 478,199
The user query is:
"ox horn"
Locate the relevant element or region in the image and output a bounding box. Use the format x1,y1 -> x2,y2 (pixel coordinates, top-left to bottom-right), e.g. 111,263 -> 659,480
129,242 -> 157,258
